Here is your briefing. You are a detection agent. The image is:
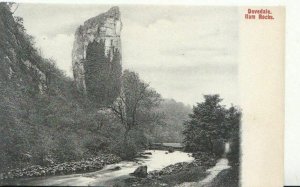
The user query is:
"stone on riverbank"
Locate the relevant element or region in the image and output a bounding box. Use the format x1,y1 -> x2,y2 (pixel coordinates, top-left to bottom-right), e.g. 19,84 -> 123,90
0,154 -> 121,180
168,147 -> 175,153
132,166 -> 148,178
124,152 -> 219,187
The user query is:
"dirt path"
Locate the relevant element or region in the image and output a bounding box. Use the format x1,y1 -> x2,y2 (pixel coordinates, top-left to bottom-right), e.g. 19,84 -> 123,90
176,158 -> 230,187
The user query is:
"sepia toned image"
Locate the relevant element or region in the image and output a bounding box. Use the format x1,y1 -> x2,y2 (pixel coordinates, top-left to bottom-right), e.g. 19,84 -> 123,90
0,2 -> 284,187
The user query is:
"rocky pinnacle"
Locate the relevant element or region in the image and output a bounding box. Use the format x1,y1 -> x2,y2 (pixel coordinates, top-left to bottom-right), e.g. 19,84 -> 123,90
72,7 -> 122,92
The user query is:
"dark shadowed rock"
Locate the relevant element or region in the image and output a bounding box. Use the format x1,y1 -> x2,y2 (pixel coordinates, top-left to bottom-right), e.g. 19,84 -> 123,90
168,147 -> 175,153
132,166 -> 147,178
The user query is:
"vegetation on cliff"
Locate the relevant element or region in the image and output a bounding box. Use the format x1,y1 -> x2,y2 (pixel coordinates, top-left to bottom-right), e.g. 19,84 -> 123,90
0,3 -> 191,176
0,3 -> 125,173
84,40 -> 122,106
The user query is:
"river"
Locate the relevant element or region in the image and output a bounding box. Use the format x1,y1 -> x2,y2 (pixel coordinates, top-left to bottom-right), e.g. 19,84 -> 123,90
7,150 -> 194,186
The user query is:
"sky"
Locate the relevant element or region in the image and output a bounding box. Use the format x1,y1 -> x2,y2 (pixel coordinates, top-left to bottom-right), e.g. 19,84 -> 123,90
15,4 -> 239,106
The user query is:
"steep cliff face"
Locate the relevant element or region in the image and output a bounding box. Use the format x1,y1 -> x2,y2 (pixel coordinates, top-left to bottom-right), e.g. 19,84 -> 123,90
72,6 -> 122,100
0,3 -> 123,174
0,3 -> 74,172
0,3 -> 47,93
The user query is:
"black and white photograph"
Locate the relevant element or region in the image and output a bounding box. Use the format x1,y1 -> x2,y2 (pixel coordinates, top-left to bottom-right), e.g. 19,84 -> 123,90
4,2 -> 289,187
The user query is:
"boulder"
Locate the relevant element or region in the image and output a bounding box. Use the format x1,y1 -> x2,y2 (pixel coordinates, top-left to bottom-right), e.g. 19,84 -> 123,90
132,166 -> 147,178
168,147 -> 174,153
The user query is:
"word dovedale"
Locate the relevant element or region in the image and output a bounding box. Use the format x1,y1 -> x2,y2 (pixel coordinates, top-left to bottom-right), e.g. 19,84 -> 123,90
245,8 -> 274,20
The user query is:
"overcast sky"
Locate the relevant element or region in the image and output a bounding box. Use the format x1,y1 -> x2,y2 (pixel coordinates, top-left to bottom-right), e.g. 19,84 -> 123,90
15,4 -> 239,106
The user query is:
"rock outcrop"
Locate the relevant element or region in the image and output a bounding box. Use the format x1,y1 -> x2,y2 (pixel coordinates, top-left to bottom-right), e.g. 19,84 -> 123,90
0,3 -> 47,93
72,7 -> 122,96
132,166 -> 148,178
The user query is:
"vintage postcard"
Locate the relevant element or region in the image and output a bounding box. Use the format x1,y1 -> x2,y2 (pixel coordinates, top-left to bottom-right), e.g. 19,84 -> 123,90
0,2 -> 284,187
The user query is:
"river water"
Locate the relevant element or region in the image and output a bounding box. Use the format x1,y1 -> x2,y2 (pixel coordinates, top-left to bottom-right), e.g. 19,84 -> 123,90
8,150 -> 194,186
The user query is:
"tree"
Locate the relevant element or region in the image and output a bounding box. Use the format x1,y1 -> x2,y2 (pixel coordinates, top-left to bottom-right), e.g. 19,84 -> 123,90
183,94 -> 241,157
226,106 -> 242,166
108,49 -> 122,104
84,40 -> 122,106
109,70 -> 162,144
84,40 -> 109,105
152,99 -> 191,143
183,95 -> 225,153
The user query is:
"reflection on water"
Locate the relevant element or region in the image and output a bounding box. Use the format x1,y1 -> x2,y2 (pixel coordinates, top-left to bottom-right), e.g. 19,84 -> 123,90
9,150 -> 194,186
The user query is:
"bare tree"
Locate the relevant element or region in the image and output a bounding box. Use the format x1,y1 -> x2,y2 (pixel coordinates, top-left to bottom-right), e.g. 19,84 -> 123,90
109,70 -> 162,143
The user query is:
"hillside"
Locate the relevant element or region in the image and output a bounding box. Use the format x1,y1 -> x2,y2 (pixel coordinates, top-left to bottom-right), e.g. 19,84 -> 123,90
0,3 -> 123,173
0,3 -> 186,174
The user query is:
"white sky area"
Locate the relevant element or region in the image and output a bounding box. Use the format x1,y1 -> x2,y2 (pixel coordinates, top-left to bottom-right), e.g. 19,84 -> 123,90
15,4 -> 239,106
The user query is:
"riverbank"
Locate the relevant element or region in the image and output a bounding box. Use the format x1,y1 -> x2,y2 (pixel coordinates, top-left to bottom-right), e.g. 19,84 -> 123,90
114,152 -> 218,187
202,166 -> 239,187
0,150 -> 194,186
0,153 -> 121,182
0,150 -> 228,187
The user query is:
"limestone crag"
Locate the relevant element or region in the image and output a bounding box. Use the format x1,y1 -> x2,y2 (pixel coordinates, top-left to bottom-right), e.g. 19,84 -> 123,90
72,7 -> 122,92
0,3 -> 47,93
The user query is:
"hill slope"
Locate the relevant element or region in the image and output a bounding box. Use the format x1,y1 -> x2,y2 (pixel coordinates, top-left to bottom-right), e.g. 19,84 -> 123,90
0,3 -> 122,173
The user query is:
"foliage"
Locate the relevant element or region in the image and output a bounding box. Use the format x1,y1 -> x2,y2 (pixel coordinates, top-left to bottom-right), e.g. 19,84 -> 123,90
109,70 -> 163,158
183,95 -> 241,160
226,106 -> 241,167
0,15 -> 160,168
111,138 -> 138,160
84,40 -> 122,106
0,4 -> 241,181
0,5 -> 163,169
0,4 -> 123,172
151,99 -> 191,143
